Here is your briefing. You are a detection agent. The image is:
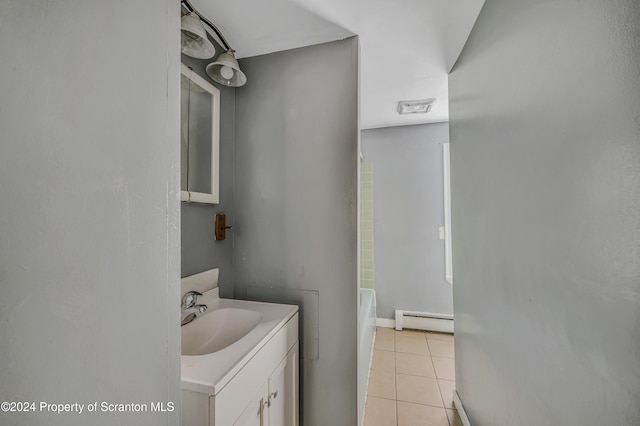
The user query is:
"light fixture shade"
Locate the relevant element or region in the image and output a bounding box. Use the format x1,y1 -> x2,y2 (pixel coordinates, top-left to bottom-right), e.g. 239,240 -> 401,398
181,12 -> 216,59
206,50 -> 247,87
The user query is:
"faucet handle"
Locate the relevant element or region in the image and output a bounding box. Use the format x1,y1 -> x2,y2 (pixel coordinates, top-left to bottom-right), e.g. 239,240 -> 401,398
182,291 -> 203,308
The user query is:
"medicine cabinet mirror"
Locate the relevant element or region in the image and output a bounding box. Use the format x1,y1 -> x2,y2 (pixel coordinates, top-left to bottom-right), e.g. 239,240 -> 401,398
181,63 -> 220,204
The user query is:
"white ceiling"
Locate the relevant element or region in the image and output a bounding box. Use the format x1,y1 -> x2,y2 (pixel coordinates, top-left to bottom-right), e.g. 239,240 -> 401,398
192,0 -> 484,129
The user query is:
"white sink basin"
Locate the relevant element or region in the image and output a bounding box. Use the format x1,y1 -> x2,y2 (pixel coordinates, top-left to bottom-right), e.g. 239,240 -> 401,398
182,308 -> 262,356
180,281 -> 298,395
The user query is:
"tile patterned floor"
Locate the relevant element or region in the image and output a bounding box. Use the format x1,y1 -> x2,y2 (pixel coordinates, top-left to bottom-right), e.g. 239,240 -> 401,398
363,328 -> 462,426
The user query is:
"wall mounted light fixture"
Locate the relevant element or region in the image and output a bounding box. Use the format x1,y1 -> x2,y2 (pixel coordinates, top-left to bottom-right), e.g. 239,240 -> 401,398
181,12 -> 216,59
180,0 -> 247,87
397,98 -> 436,115
205,51 -> 247,87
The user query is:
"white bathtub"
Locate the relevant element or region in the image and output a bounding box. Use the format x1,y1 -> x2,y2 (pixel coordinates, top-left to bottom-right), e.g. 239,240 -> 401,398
358,288 -> 376,425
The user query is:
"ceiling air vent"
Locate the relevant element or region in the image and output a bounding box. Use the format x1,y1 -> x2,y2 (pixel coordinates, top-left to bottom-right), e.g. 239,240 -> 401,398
397,98 -> 436,115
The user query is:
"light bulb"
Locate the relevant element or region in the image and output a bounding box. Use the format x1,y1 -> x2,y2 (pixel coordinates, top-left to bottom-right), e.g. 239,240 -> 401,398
220,65 -> 234,80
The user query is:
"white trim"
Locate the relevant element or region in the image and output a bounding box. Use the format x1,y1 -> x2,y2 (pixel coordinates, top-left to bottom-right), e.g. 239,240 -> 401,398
180,63 -> 221,204
453,390 -> 472,426
443,142 -> 453,285
375,318 -> 396,328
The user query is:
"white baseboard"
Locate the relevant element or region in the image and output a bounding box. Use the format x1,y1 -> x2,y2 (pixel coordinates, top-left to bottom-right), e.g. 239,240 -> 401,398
453,390 -> 471,426
376,315 -> 454,335
375,318 -> 396,328
395,310 -> 454,334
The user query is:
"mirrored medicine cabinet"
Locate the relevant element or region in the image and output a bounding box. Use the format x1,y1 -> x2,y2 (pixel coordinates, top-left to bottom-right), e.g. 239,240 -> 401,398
181,63 -> 220,204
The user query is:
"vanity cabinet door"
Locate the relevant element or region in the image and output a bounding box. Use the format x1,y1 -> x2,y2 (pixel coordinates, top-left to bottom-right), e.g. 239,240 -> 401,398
181,389 -> 210,426
267,343 -> 299,426
234,382 -> 268,426
234,342 -> 299,426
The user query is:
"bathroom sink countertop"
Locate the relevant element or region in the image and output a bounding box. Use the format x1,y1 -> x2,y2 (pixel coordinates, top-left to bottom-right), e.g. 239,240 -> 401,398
181,290 -> 298,396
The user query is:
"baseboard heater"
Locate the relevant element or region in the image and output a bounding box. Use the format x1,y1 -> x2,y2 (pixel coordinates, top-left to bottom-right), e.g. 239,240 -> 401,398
395,310 -> 454,334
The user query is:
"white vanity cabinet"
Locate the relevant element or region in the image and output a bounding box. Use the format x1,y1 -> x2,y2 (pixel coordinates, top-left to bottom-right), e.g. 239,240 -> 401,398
235,343 -> 298,426
182,312 -> 299,426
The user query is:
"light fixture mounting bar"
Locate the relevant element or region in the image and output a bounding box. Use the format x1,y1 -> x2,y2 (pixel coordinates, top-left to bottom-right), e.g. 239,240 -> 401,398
181,0 -> 232,52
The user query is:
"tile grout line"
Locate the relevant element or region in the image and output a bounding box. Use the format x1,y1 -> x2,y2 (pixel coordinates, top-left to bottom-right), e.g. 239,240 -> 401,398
434,335 -> 458,425
434,354 -> 449,412
368,329 -> 455,425
366,395 -> 453,410
426,334 -> 450,414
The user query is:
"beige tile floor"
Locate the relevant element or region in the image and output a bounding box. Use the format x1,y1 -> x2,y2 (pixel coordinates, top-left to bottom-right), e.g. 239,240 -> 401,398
364,328 -> 462,426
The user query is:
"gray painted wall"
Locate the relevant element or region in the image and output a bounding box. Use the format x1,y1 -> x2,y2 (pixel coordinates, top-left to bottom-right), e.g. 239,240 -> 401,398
234,38 -> 359,426
181,41 -> 236,298
449,1 -> 640,425
0,2 -> 181,426
361,123 -> 452,319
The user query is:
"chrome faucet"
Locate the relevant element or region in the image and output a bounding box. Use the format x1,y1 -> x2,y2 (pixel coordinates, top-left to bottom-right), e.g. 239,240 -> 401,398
181,291 -> 207,326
